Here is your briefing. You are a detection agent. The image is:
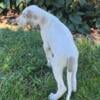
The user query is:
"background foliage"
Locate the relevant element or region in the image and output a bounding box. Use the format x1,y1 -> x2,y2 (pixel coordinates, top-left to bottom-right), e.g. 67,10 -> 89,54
0,1 -> 100,100
0,0 -> 100,34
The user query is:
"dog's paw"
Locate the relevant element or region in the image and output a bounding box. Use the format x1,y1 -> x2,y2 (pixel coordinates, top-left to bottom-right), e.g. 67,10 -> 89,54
48,93 -> 57,100
72,82 -> 77,92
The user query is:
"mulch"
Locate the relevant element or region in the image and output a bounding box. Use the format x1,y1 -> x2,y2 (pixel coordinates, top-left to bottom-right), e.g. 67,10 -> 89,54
0,9 -> 19,24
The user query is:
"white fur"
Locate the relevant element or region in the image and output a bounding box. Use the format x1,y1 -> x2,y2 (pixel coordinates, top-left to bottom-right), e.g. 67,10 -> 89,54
16,5 -> 79,100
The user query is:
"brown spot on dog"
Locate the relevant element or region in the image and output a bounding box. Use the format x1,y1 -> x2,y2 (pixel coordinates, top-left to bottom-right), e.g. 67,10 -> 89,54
67,57 -> 75,72
25,10 -> 37,19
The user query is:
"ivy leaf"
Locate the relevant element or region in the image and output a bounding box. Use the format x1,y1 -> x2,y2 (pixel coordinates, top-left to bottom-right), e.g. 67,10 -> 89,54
16,0 -> 31,6
69,14 -> 82,25
66,21 -> 75,32
76,12 -> 85,16
96,18 -> 100,28
54,0 -> 65,7
79,0 -> 87,6
95,7 -> 100,16
45,0 -> 54,6
76,23 -> 90,34
0,2 -> 7,8
66,0 -> 73,8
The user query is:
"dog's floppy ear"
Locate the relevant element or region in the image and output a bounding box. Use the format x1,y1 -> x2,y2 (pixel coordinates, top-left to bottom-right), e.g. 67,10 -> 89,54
25,10 -> 38,19
25,10 -> 32,18
40,16 -> 47,25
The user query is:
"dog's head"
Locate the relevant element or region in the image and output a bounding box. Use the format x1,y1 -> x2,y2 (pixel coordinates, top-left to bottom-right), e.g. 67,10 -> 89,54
16,5 -> 47,28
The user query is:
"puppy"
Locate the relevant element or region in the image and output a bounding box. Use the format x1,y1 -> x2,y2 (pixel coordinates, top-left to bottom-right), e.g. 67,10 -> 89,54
16,5 -> 79,100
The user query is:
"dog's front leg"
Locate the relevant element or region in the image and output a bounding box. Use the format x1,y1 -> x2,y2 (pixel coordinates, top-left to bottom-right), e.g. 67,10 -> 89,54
43,44 -> 53,67
49,54 -> 66,100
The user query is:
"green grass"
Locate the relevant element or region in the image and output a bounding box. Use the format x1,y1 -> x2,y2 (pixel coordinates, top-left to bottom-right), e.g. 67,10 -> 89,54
0,28 -> 100,100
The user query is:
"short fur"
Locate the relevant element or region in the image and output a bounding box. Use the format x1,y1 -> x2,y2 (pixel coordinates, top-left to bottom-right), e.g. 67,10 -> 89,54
16,5 -> 79,100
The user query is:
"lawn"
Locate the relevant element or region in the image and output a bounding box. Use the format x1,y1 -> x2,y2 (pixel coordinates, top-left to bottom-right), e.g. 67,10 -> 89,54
0,28 -> 100,100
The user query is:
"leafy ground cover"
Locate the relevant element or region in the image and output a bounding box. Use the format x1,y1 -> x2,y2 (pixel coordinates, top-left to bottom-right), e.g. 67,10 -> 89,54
0,28 -> 100,100
0,0 -> 100,34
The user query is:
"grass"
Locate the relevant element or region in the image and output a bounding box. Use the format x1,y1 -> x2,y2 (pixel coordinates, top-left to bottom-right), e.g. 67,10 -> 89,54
0,28 -> 100,100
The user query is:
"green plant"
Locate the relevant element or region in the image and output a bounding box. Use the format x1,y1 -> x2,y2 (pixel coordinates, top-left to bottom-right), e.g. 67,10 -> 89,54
0,0 -> 31,11
0,0 -> 100,34
34,0 -> 100,34
0,28 -> 100,100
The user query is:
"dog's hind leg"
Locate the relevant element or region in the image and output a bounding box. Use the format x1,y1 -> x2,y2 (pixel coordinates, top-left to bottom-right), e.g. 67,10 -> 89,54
72,58 -> 78,92
49,55 -> 66,100
66,57 -> 77,100
66,70 -> 72,100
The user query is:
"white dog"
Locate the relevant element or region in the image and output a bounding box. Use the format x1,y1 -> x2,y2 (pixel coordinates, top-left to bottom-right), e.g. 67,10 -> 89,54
16,5 -> 79,100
